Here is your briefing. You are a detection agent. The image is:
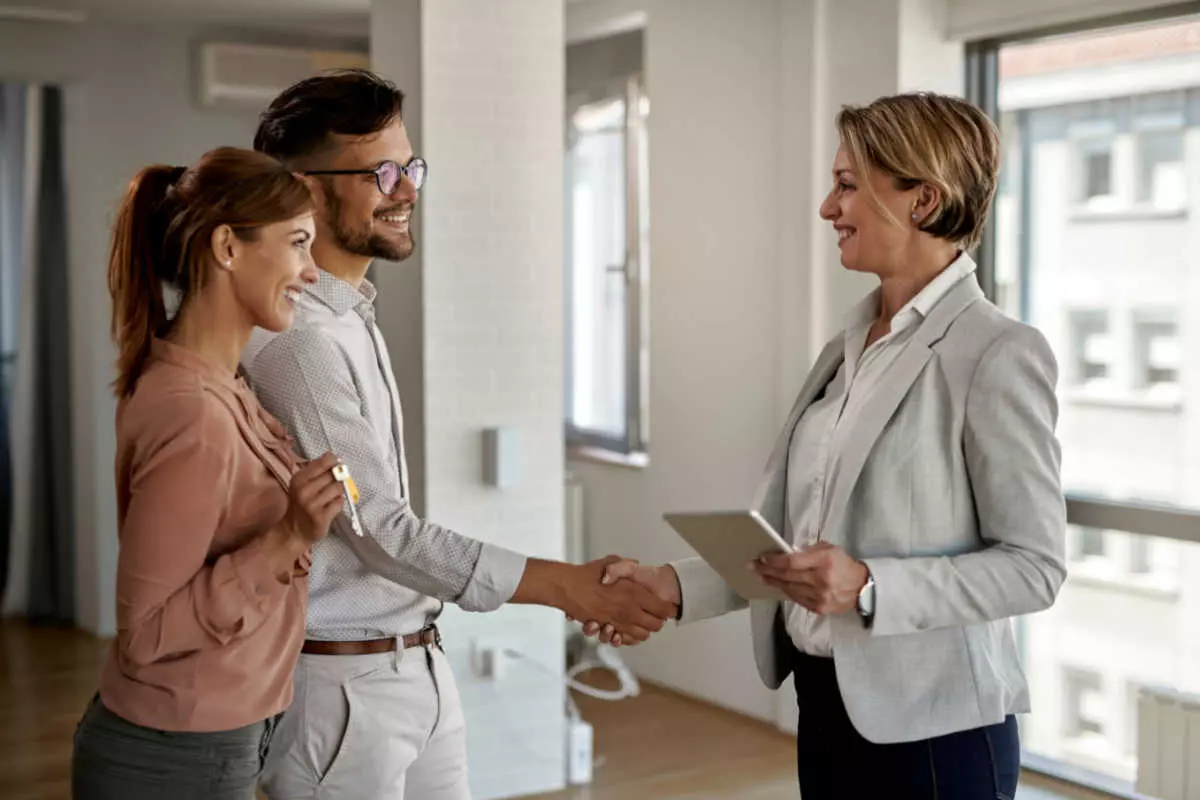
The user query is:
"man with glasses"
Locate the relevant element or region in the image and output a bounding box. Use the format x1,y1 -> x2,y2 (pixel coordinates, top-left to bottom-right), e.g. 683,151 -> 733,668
241,70 -> 676,800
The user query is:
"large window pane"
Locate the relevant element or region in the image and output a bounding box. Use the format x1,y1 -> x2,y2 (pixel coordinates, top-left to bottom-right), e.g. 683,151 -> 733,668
568,98 -> 628,439
565,30 -> 649,455
995,15 -> 1200,792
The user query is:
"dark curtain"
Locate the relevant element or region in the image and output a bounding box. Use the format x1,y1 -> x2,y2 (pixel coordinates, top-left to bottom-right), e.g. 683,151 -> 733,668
0,82 -> 26,609
24,86 -> 74,624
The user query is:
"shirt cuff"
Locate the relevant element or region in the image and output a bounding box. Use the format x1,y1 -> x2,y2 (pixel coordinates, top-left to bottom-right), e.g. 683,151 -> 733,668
670,556 -> 747,624
229,536 -> 293,612
456,543 -> 528,613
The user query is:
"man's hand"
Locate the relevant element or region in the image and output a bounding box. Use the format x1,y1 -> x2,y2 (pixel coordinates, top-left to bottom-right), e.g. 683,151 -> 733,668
512,557 -> 679,644
578,559 -> 681,646
752,541 -> 867,615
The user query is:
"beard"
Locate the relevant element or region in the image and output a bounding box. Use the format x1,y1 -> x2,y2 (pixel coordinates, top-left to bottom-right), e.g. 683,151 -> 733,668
324,184 -> 415,262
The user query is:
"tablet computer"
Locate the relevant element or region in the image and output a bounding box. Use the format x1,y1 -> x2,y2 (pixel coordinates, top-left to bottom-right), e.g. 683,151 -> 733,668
663,510 -> 793,602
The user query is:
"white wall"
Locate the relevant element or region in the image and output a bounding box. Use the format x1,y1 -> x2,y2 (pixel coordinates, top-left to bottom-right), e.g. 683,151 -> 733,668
0,19 -> 301,634
574,0 -> 789,725
372,2 -> 567,797
568,0 -> 964,730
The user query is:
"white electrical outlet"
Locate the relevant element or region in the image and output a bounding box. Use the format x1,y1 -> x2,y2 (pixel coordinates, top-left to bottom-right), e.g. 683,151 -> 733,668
470,640 -> 505,680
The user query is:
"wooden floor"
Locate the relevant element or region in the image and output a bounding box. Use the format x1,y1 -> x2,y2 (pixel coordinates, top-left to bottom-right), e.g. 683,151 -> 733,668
528,674 -> 798,800
0,621 -> 109,800
0,620 -> 1105,800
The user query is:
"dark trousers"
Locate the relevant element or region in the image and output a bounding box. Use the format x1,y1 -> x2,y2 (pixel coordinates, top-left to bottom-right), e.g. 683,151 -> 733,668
71,695 -> 281,800
793,650 -> 1020,800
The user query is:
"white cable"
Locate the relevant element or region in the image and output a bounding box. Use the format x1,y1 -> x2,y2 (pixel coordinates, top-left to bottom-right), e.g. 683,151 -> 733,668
502,644 -> 641,705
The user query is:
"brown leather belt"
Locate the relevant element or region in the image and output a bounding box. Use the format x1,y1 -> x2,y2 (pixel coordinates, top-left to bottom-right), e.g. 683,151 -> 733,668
301,625 -> 442,656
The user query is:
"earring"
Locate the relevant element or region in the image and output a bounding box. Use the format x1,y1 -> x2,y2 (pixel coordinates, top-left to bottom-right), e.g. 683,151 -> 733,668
223,259 -> 233,270
911,212 -> 920,222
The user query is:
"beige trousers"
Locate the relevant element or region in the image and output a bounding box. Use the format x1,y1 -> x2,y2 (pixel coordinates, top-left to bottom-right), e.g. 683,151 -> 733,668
259,645 -> 470,800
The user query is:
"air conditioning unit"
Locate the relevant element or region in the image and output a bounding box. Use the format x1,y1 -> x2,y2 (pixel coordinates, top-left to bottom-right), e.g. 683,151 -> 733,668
198,42 -> 370,109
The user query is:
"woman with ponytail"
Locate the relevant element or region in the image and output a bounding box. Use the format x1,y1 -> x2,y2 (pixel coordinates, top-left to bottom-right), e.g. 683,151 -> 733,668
71,147 -> 345,800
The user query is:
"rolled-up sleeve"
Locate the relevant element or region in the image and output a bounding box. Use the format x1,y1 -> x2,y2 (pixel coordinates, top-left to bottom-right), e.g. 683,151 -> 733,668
866,325 -> 1068,637
117,398 -> 294,666
249,328 -> 526,613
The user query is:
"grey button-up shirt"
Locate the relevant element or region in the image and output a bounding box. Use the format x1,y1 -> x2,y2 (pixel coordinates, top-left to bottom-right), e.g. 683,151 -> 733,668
242,271 -> 527,641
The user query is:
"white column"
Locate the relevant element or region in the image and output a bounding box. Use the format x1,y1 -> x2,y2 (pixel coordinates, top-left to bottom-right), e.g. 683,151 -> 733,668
371,2 -> 567,797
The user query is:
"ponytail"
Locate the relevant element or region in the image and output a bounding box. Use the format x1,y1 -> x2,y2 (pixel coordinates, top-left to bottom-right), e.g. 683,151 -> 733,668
107,148 -> 312,398
107,164 -> 181,398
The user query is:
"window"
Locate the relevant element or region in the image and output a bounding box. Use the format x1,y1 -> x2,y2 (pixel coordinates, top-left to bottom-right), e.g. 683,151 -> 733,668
976,11 -> 1200,794
1132,313 -> 1180,391
1137,129 -> 1185,208
1067,310 -> 1111,386
565,32 -> 649,457
1075,526 -> 1107,560
1128,536 -> 1152,574
1078,140 -> 1114,203
1063,668 -> 1106,739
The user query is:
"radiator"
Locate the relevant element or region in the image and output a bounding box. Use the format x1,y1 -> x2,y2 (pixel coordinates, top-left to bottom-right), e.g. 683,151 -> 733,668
1137,686 -> 1200,800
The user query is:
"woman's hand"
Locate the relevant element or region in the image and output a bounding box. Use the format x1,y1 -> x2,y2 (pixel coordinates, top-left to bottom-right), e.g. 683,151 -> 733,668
577,560 -> 682,646
753,542 -> 868,615
283,452 -> 346,545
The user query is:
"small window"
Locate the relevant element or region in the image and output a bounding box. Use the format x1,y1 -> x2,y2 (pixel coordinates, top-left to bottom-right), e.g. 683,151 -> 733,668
1063,668 -> 1106,739
1075,526 -> 1107,560
1128,536 -> 1152,575
1068,310 -> 1112,386
1080,136 -> 1113,203
1137,129 -> 1185,209
1082,146 -> 1113,201
1132,314 -> 1180,390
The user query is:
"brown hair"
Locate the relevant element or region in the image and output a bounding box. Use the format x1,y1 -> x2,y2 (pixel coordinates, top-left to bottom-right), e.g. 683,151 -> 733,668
107,146 -> 312,398
835,92 -> 1000,250
254,68 -> 404,164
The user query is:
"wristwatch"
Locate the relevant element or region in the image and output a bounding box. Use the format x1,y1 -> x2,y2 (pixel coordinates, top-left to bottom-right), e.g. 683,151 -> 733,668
856,567 -> 876,627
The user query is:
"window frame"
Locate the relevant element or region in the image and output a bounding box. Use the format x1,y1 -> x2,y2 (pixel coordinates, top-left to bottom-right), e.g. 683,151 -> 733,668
966,1 -> 1200,549
967,7 -> 1200,798
564,73 -> 650,460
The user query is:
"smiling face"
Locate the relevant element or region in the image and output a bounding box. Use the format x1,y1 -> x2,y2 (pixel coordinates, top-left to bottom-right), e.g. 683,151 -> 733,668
818,144 -> 924,279
311,118 -> 418,262
227,212 -> 319,331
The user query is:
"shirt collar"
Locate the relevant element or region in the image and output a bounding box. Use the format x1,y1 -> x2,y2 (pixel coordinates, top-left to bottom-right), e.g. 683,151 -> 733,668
305,269 -> 378,317
842,251 -> 977,338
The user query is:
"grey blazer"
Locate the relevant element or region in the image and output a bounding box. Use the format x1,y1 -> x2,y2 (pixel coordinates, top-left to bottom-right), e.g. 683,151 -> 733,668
671,273 -> 1067,744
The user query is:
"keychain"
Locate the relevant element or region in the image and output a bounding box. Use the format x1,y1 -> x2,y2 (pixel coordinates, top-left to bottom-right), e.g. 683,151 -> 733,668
331,463 -> 364,536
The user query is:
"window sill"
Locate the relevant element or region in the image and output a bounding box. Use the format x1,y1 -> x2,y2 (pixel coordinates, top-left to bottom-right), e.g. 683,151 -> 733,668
1068,206 -> 1187,223
1063,389 -> 1182,412
1022,751 -> 1138,800
568,445 -> 649,470
1065,567 -> 1179,601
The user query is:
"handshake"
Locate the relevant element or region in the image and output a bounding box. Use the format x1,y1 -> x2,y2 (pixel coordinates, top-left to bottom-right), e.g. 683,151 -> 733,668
517,556 -> 682,646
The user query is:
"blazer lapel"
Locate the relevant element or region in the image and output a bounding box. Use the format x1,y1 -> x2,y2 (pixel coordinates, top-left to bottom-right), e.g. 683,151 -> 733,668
820,275 -> 986,545
753,335 -> 845,534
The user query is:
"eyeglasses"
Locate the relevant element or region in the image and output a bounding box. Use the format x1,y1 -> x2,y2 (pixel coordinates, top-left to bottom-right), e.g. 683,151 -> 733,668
304,157 -> 428,195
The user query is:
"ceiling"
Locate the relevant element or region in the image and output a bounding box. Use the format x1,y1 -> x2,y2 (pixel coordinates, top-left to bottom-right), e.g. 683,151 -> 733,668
0,0 -> 370,32
1,0 -> 600,42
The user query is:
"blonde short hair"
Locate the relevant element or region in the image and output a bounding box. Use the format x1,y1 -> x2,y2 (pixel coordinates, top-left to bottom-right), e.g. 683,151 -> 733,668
835,92 -> 1000,250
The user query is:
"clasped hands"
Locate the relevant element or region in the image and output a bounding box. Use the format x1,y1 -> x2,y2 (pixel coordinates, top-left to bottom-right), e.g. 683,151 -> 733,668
578,542 -> 868,646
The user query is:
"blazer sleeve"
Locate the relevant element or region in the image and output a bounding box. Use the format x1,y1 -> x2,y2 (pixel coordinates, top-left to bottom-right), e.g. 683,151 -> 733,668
670,556 -> 748,623
863,324 -> 1068,637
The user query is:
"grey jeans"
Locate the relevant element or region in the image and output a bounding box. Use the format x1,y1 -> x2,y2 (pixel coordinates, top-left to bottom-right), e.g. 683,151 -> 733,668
71,695 -> 281,800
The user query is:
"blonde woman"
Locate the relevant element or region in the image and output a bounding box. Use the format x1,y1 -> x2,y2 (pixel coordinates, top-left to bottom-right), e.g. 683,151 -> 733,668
592,93 -> 1067,798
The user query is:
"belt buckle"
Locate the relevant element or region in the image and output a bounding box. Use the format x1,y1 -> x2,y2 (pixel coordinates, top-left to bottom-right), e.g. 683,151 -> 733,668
429,625 -> 443,652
